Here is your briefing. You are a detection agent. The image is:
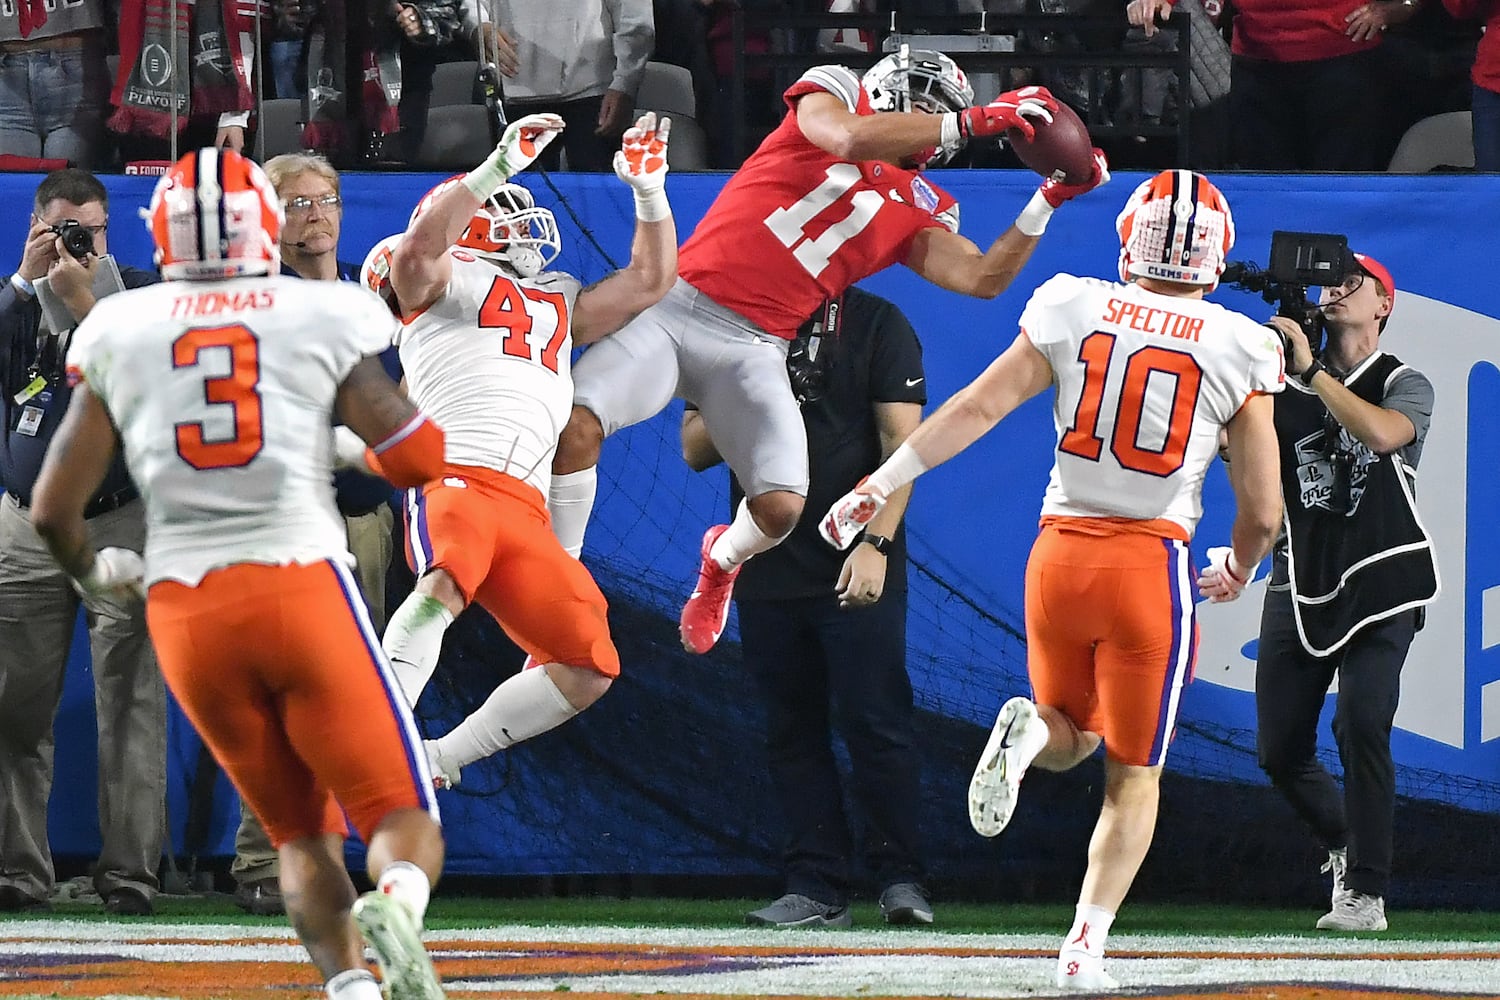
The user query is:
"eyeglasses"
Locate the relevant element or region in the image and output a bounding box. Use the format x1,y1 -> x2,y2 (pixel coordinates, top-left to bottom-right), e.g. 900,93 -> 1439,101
34,215 -> 107,236
284,194 -> 342,215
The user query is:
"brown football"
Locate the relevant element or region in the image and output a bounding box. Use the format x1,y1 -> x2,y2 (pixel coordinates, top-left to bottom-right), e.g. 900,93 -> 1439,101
1008,102 -> 1096,184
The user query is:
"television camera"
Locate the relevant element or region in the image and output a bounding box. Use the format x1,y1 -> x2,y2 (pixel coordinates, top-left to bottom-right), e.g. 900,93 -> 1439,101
1219,230 -> 1356,351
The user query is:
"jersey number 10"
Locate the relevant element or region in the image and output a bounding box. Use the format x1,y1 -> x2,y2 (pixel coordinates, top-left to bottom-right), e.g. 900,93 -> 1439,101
1059,331 -> 1204,478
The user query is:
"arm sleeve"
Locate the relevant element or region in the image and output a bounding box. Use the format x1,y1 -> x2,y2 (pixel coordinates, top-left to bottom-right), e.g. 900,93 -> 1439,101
1383,366 -> 1435,449
605,0 -> 655,96
784,64 -> 864,113
864,296 -> 927,405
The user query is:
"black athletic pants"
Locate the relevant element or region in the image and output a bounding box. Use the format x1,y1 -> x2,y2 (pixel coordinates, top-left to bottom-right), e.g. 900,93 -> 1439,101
1254,585 -> 1418,897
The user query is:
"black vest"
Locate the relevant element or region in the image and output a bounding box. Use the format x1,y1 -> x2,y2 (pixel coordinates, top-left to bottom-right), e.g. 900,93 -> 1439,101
1274,352 -> 1438,656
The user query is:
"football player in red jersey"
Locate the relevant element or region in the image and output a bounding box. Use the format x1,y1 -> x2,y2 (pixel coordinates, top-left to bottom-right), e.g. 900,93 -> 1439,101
548,48 -> 1111,656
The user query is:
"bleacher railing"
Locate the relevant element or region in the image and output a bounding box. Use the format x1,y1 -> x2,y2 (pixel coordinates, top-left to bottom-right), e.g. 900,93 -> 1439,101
728,10 -> 1194,167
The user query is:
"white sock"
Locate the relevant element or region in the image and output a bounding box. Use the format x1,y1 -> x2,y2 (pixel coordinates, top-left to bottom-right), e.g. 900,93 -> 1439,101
708,498 -> 787,569
1061,903 -> 1115,958
1018,704 -> 1053,769
376,860 -> 431,928
327,968 -> 382,999
548,468 -> 597,559
433,666 -> 579,766
383,593 -> 454,707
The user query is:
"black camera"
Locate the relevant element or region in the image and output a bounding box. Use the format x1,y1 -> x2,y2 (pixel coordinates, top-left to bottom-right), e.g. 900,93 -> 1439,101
1220,231 -> 1355,350
52,220 -> 96,259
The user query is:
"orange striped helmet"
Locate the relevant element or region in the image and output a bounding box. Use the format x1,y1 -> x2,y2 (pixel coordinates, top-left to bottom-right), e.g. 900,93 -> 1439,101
1115,169 -> 1235,290
359,232 -> 402,314
146,148 -> 283,281
408,176 -> 560,278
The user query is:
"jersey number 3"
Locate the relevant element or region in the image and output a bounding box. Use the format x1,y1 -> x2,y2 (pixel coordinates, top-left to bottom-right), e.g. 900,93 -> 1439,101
1059,332 -> 1203,478
479,276 -> 569,372
172,324 -> 264,471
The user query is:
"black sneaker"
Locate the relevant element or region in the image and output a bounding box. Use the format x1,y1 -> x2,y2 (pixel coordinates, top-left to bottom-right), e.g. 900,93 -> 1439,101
103,886 -> 154,916
745,893 -> 852,928
879,882 -> 934,925
0,884 -> 50,913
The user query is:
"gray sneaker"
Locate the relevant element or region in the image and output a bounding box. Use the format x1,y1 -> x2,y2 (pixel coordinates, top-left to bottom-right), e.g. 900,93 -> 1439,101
1316,891 -> 1387,931
745,893 -> 852,928
879,882 -> 933,925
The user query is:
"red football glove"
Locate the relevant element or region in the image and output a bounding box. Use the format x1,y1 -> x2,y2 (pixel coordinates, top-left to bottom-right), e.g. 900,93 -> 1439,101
1038,147 -> 1110,208
957,86 -> 1059,142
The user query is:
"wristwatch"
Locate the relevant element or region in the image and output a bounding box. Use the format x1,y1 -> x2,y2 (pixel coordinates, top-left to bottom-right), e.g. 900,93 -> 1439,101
861,533 -> 893,556
1297,359 -> 1325,387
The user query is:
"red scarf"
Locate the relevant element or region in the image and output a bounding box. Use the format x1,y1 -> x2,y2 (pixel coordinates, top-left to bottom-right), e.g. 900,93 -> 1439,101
302,0 -> 400,158
109,0 -> 257,137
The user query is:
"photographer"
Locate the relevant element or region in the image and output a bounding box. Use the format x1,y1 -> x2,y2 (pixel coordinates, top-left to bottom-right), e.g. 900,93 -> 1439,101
0,170 -> 165,915
1257,253 -> 1438,932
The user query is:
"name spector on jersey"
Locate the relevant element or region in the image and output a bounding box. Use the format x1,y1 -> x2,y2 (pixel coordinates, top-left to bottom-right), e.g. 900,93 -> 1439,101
1022,274 -> 1285,537
677,64 -> 961,340
397,250 -> 581,497
64,277 -> 400,586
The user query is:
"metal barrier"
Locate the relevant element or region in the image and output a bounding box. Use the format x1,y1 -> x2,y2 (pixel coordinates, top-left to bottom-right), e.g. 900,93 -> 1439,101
728,10 -> 1195,166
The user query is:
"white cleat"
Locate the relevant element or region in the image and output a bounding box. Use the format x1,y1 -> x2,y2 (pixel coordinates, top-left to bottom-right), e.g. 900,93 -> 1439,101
968,696 -> 1040,837
352,890 -> 445,1000
1056,951 -> 1119,991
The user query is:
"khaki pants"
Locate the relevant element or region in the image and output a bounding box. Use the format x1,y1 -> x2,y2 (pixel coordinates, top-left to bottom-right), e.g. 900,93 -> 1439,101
0,494 -> 166,902
231,503 -> 395,884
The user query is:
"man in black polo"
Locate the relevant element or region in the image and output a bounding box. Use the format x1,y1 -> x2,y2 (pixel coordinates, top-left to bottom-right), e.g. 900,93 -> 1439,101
0,169 -> 165,915
1257,253 -> 1438,932
682,286 -> 931,927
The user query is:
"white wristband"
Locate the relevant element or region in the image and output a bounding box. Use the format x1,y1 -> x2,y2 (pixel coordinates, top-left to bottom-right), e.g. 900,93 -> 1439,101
11,272 -> 34,297
634,188 -> 671,223
1014,189 -> 1055,238
865,442 -> 929,499
940,112 -> 962,150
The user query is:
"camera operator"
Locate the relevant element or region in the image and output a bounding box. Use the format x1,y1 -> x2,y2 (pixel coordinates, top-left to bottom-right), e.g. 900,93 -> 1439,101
1256,253 -> 1438,932
0,169 -> 166,915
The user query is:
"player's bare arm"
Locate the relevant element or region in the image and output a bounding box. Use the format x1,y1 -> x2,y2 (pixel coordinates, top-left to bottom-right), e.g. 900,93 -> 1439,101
837,400 -> 922,608
30,383 -> 121,580
819,332 -> 1052,549
334,356 -> 446,488
575,114 -> 677,345
795,86 -> 1055,166
1222,392 -> 1283,571
391,113 -> 565,315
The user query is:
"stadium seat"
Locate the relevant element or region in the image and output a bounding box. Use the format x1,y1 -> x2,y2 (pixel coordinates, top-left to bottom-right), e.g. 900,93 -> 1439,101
1387,112 -> 1475,172
430,60 -> 481,107
413,104 -> 495,169
634,61 -> 710,170
257,99 -> 307,159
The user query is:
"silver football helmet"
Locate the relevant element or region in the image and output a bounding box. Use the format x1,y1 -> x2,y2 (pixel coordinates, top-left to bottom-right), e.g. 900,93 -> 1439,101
862,45 -> 975,166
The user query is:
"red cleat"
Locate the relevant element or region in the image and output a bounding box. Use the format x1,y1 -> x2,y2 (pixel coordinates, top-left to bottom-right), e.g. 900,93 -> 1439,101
679,524 -> 741,654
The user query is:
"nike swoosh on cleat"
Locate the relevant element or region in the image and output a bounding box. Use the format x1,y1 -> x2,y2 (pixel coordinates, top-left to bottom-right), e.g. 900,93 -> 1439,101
998,716 -> 1018,750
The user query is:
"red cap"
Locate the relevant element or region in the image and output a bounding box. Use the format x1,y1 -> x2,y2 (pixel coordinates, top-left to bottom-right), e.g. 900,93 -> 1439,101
1352,252 -> 1395,307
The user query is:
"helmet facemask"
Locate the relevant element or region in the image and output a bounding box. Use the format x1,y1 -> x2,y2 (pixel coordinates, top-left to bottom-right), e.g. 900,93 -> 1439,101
863,45 -> 975,167
474,184 -> 561,278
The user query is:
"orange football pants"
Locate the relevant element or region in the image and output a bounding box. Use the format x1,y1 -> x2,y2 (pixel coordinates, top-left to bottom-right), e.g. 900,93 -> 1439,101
147,560 -> 439,848
402,464 -> 620,676
1023,520 -> 1198,767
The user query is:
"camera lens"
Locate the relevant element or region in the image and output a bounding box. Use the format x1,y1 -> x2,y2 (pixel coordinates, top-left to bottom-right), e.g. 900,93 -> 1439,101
56,222 -> 94,258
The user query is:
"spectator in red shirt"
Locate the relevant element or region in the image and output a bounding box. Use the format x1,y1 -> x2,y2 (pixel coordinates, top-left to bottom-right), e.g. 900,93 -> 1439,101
1131,0 -> 1422,169
1443,0 -> 1500,169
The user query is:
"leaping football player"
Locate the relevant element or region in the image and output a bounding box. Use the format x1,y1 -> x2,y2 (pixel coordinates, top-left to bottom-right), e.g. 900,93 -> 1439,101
820,170 -> 1285,990
360,112 -> 677,788
546,47 -> 1112,657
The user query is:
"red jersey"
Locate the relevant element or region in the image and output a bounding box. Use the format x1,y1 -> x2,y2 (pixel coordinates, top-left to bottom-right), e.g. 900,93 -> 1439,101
677,65 -> 960,339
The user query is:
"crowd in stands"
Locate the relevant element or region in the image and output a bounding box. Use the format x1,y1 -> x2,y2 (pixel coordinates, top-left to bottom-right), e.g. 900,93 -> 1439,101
0,0 -> 1492,173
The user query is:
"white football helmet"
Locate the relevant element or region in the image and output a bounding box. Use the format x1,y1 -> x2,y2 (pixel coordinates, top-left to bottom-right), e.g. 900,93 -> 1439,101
359,232 -> 402,314
409,177 -> 561,278
145,148 -> 283,281
863,45 -> 974,166
1116,169 -> 1236,290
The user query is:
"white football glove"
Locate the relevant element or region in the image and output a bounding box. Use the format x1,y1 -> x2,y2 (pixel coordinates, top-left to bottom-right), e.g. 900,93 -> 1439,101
819,480 -> 888,551
332,425 -> 373,473
1196,546 -> 1253,603
462,112 -> 565,198
613,112 -> 672,221
77,547 -> 145,600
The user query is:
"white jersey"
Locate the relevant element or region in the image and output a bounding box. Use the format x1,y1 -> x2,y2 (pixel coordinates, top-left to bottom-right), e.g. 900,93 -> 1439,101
67,276 -> 399,585
395,251 -> 581,497
1021,274 -> 1285,535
